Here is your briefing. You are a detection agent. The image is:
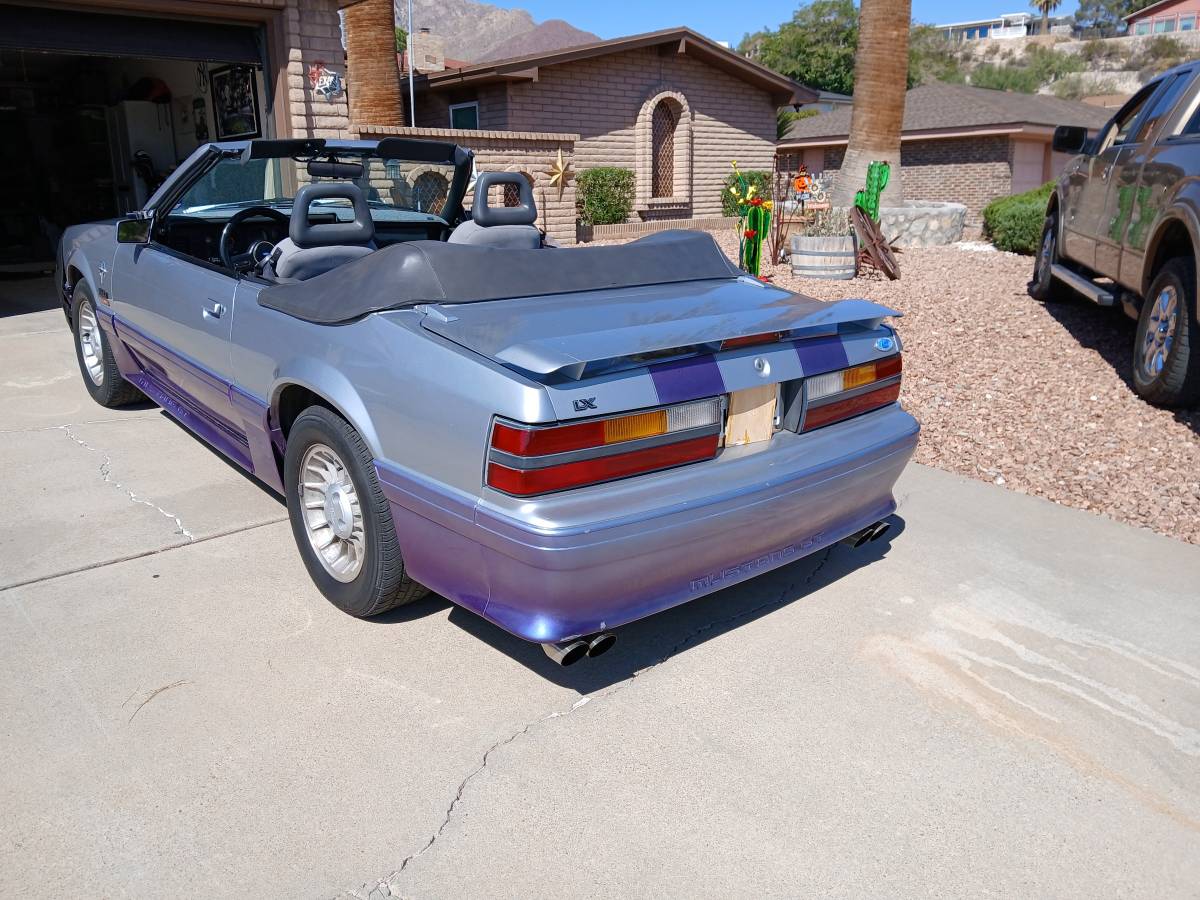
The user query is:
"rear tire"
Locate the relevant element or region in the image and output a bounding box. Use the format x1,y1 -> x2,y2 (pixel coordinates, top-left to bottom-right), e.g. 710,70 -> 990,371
1132,257 -> 1200,408
1028,212 -> 1065,303
72,285 -> 142,408
284,405 -> 428,617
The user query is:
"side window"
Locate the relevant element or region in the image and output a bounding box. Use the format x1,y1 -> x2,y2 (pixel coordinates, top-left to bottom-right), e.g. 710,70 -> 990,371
1134,73 -> 1191,142
1184,102 -> 1200,136
1101,83 -> 1159,150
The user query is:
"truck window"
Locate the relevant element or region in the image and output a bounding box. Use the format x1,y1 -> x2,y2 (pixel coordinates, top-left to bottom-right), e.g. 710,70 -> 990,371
1101,82 -> 1159,150
1134,73 -> 1191,142
1181,94 -> 1200,135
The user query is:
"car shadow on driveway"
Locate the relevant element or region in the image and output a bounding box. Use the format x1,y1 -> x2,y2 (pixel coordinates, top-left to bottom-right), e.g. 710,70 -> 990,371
1042,297 -> 1200,435
435,516 -> 907,692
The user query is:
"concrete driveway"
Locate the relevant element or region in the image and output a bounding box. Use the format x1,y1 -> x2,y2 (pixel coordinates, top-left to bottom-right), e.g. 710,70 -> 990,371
2,277 -> 1198,899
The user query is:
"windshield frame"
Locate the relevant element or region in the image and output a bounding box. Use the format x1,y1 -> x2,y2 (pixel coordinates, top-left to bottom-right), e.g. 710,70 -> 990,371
153,138 -> 475,227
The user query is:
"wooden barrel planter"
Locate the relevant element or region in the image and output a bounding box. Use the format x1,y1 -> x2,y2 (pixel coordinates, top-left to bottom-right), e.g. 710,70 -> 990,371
789,233 -> 859,280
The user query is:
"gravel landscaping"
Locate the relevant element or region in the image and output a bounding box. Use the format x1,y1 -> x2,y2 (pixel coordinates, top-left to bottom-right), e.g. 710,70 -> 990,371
601,231 -> 1200,545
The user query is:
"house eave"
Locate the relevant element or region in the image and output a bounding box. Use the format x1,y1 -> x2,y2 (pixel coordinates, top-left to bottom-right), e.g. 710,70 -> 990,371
408,27 -> 816,105
777,122 -> 1062,149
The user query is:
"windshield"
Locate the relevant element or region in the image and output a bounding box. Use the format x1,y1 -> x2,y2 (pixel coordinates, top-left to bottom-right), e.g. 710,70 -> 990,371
172,153 -> 459,219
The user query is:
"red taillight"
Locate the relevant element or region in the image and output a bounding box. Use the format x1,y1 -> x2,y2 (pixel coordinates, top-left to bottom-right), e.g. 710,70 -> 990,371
488,434 -> 720,496
802,354 -> 902,432
721,332 -> 783,351
488,398 -> 722,496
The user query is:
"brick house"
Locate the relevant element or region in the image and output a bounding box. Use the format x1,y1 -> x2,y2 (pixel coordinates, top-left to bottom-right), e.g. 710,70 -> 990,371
777,83 -> 1112,226
401,28 -> 814,227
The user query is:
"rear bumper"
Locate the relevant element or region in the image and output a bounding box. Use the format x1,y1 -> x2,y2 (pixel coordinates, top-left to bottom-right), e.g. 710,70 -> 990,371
377,405 -> 919,643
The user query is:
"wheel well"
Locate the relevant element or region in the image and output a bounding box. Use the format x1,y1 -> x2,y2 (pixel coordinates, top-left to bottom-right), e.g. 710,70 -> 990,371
274,384 -> 335,440
1046,192 -> 1059,219
1145,219 -> 1195,295
65,265 -> 85,319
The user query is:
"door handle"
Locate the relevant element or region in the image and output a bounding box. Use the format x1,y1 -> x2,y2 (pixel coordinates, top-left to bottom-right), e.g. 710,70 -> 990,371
203,300 -> 225,320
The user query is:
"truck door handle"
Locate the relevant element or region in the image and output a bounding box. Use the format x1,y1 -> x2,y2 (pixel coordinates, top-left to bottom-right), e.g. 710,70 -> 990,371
203,300 -> 225,320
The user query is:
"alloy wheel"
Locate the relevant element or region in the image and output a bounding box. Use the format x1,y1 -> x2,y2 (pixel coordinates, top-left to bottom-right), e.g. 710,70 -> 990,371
77,302 -> 105,386
1141,285 -> 1179,379
299,442 -> 366,583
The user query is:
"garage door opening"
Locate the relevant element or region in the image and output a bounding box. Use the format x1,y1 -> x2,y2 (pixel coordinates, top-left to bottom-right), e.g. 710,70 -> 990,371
0,7 -> 271,269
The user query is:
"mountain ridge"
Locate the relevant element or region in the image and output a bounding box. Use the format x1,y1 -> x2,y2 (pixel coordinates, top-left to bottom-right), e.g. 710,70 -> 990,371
395,0 -> 599,64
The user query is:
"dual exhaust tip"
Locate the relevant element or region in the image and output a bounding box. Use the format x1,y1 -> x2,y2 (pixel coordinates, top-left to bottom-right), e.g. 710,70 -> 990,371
542,521 -> 890,665
840,519 -> 891,549
542,631 -> 616,666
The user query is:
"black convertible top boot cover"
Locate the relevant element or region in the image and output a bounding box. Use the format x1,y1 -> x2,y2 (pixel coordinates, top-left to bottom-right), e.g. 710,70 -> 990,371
258,230 -> 743,324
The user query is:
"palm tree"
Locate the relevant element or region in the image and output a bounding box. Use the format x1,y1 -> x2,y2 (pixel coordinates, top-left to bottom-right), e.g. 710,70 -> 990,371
831,0 -> 911,206
1031,0 -> 1062,36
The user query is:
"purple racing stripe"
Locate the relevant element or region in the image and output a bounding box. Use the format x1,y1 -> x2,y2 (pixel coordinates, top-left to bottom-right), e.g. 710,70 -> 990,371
649,354 -> 726,404
794,333 -> 849,375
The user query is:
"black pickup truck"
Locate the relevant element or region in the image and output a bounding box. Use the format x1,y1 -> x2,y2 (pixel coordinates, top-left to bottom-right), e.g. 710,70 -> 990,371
1030,61 -> 1199,407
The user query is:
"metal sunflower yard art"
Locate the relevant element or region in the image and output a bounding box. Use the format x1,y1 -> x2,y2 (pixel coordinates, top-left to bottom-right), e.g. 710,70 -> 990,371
727,161 -> 772,276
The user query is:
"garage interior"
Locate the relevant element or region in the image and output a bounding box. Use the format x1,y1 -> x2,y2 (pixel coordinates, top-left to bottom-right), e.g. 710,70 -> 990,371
0,4 -> 272,269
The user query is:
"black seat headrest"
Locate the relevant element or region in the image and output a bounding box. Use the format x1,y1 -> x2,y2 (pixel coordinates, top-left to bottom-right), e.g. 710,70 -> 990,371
472,172 -> 537,227
290,182 -> 374,248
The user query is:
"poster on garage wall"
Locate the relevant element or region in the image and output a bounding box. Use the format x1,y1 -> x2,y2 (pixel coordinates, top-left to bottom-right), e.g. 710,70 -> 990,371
211,65 -> 260,140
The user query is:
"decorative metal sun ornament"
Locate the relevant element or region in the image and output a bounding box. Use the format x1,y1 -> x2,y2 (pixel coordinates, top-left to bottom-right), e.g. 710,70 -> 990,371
543,147 -> 572,200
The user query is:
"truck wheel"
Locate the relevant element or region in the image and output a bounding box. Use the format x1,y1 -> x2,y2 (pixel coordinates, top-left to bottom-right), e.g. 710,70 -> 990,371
1028,213 -> 1065,303
284,405 -> 428,618
72,285 -> 142,408
1132,257 -> 1200,408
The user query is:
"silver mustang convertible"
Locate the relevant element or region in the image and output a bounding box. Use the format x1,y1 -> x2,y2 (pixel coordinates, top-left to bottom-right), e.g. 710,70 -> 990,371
58,137 -> 919,665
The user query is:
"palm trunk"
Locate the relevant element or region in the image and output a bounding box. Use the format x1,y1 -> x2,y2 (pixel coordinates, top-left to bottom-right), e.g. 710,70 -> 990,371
831,0 -> 912,207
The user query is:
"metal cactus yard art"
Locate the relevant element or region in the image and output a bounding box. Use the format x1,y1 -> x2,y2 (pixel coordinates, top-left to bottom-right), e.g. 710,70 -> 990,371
727,161 -> 772,276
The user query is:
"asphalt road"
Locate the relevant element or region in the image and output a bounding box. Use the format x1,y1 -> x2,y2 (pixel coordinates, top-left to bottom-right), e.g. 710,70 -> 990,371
2,278 -> 1199,899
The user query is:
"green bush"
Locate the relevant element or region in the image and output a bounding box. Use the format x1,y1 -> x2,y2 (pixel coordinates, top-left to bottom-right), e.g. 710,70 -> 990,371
982,182 -> 1055,255
722,170 -> 772,217
576,167 -> 635,226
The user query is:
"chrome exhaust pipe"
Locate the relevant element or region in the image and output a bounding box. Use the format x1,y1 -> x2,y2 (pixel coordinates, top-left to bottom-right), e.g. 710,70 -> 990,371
542,639 -> 590,666
586,632 -> 616,658
840,524 -> 877,549
840,520 -> 890,549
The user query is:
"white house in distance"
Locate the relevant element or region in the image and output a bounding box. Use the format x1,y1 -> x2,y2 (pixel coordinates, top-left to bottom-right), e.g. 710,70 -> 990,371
934,11 -> 1070,41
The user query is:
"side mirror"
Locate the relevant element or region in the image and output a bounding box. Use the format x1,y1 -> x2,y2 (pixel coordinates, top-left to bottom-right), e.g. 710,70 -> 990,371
1052,125 -> 1089,155
116,214 -> 153,244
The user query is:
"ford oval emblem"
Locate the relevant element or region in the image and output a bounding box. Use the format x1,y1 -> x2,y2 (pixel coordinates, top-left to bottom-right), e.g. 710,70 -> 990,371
874,336 -> 895,353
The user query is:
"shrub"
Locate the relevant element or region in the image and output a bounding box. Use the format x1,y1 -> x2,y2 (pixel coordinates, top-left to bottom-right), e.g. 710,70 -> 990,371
982,182 -> 1054,255
722,170 -> 771,217
576,167 -> 635,226
1051,74 -> 1118,101
970,63 -> 1042,93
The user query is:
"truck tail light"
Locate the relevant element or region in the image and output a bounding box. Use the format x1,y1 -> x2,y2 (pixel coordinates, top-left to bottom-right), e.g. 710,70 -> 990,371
488,398 -> 722,496
802,355 -> 902,432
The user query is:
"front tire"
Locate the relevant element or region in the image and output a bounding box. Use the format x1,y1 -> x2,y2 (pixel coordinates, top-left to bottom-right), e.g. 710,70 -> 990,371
1132,257 -> 1200,407
1028,212 -> 1065,303
72,285 -> 142,407
284,405 -> 428,617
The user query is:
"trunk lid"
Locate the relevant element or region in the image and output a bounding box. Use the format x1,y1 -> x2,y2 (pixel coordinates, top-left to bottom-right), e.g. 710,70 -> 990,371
417,277 -> 899,381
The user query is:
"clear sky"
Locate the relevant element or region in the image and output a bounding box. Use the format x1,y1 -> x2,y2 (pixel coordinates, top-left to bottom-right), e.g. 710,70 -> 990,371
470,0 -> 1082,47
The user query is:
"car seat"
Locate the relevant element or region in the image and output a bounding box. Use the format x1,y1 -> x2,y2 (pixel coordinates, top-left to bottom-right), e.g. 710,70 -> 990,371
267,182 -> 376,281
448,172 -> 542,249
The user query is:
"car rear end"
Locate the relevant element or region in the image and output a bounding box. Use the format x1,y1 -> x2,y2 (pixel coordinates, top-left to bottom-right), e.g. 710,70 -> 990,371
376,277 -> 919,644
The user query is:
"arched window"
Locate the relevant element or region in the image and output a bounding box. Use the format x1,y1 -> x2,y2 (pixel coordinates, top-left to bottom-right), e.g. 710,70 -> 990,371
502,172 -> 534,207
651,100 -> 679,198
412,171 -> 449,214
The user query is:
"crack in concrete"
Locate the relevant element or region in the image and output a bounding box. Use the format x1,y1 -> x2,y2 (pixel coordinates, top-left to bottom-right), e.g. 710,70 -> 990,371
337,548 -> 834,900
0,414 -> 160,435
60,424 -> 195,542
0,516 -> 288,594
